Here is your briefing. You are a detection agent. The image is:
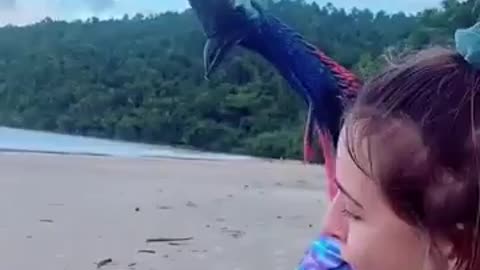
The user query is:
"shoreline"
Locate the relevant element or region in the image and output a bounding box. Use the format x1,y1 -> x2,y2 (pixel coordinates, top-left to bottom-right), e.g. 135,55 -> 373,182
0,126 -> 259,162
0,146 -> 309,165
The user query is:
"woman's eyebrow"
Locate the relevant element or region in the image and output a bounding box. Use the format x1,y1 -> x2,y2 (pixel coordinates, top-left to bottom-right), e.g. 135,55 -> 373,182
334,178 -> 364,209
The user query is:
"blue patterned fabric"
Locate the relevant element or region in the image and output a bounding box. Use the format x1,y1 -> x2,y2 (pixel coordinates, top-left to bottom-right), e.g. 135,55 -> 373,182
296,235 -> 352,270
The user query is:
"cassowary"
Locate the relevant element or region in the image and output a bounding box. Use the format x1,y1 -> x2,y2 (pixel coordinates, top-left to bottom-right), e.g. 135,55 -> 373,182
188,0 -> 362,200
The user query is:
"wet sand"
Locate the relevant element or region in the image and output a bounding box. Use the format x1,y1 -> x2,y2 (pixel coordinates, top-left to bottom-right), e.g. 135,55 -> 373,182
0,153 -> 328,270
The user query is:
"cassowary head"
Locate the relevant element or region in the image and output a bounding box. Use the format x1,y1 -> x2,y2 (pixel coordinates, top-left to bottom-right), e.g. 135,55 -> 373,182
188,0 -> 262,79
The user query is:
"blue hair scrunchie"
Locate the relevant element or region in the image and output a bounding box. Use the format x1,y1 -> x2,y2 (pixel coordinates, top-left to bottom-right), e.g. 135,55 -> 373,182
455,22 -> 480,69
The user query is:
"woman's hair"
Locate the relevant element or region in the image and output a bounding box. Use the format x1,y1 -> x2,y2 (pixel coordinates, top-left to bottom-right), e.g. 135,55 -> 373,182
344,47 -> 480,269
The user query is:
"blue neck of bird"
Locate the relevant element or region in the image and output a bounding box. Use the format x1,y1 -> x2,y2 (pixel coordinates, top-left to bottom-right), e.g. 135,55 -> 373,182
241,13 -> 338,105
240,12 -> 345,145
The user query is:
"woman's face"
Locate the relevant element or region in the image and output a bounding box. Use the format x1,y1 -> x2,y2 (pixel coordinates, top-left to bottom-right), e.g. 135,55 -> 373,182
322,128 -> 450,270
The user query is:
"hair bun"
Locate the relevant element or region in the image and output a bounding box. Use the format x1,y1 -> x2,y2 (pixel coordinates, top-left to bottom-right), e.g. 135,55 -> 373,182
455,22 -> 480,69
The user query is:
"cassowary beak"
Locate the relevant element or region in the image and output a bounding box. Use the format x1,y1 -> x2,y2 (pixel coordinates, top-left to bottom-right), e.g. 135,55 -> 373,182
203,31 -> 246,80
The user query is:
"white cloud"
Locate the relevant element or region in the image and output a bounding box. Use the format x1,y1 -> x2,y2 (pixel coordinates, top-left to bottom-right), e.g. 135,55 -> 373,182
0,0 -> 442,26
0,0 -> 15,9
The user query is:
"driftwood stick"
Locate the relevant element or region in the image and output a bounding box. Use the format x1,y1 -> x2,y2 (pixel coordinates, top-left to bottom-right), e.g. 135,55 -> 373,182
138,249 -> 156,254
146,236 -> 193,243
39,219 -> 54,223
96,258 -> 113,269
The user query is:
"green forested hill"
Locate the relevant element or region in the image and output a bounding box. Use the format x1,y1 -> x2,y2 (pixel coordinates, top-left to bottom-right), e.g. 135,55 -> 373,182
0,0 -> 477,160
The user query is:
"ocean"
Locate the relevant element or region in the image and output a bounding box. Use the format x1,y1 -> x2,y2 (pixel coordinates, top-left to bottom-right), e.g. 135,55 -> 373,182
0,126 -> 253,161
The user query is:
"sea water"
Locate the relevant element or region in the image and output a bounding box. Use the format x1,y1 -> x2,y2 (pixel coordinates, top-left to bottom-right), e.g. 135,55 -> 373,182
0,126 -> 253,161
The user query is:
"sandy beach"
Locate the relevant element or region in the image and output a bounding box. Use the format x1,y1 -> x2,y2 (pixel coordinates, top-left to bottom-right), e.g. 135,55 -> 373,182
0,153 -> 328,270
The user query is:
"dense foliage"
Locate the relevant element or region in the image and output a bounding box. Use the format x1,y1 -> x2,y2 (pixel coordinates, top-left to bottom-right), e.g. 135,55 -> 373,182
0,0 -> 476,160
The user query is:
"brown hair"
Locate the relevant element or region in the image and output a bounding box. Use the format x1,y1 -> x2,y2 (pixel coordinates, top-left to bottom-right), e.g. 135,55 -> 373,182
344,47 -> 480,269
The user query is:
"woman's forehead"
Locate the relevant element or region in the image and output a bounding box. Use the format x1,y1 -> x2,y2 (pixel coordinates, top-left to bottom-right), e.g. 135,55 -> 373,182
338,117 -> 426,178
336,128 -> 375,199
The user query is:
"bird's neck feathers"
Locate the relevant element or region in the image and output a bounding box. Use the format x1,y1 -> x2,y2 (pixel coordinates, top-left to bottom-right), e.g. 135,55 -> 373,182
314,51 -> 361,98
241,14 -> 319,74
242,13 -> 361,98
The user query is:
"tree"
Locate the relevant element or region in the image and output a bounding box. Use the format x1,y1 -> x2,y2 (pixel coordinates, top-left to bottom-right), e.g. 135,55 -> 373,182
0,0 -> 462,160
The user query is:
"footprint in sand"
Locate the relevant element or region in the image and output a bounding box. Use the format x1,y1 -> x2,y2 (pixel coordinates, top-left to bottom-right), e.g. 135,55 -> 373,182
221,227 -> 245,239
186,201 -> 198,208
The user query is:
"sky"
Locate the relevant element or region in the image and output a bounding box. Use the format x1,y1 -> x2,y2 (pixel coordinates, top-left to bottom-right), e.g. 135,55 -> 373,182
0,0 -> 443,26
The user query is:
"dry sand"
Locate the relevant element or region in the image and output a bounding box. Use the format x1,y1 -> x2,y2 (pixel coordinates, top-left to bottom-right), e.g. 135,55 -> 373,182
0,153 -> 329,270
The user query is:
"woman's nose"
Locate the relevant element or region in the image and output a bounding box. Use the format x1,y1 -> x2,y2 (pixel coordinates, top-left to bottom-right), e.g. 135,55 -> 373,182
321,192 -> 349,242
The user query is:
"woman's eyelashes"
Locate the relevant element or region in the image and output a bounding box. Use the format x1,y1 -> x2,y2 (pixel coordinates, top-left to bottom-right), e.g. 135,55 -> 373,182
341,207 -> 363,221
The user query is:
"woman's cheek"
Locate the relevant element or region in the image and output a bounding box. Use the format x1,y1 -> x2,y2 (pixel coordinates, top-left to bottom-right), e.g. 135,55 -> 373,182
341,222 -> 378,270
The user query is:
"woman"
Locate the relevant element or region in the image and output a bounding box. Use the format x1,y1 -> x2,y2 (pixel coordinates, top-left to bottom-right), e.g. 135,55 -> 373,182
298,23 -> 480,270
